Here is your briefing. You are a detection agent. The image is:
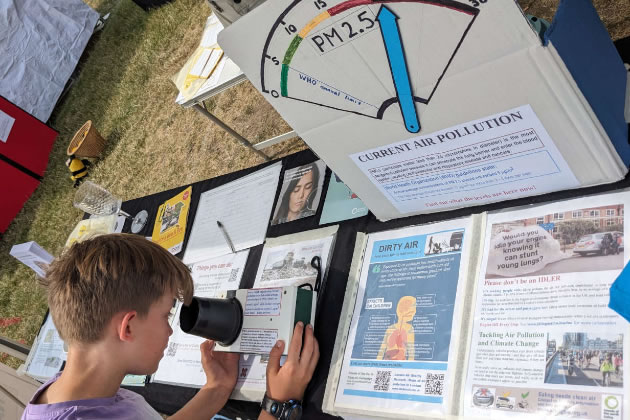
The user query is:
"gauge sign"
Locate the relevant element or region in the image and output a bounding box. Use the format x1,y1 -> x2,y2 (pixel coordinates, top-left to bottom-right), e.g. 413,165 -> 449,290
260,0 -> 479,134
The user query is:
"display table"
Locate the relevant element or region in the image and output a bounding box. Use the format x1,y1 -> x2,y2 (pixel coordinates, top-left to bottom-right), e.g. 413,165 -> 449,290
24,36 -> 626,420
113,144 -> 630,419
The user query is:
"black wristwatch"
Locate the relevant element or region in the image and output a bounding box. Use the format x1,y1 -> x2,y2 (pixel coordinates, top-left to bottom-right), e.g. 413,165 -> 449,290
261,393 -> 303,420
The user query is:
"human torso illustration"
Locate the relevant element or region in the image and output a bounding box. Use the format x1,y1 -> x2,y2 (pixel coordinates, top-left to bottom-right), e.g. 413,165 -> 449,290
377,295 -> 416,360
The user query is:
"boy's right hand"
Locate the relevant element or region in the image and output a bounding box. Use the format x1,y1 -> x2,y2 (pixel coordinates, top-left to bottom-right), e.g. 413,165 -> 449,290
266,322 -> 320,401
200,340 -> 239,399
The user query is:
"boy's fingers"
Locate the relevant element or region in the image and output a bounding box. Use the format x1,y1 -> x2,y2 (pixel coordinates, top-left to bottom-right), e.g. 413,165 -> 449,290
200,340 -> 215,355
306,338 -> 320,376
267,340 -> 285,377
300,324 -> 314,366
287,322 -> 304,364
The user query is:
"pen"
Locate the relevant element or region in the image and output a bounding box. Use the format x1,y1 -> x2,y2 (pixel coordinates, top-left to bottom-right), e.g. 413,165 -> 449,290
216,221 -> 236,253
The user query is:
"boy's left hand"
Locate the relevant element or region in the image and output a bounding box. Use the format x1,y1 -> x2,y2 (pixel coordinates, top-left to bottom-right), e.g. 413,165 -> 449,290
200,340 -> 239,398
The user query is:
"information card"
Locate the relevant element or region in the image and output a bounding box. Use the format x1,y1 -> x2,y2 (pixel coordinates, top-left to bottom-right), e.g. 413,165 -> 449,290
351,105 -> 579,213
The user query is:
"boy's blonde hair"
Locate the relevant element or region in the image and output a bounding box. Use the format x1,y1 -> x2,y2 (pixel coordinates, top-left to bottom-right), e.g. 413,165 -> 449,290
41,233 -> 193,343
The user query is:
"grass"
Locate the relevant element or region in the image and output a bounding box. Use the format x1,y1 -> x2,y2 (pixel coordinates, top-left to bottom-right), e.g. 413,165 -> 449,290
0,0 -> 627,370
0,0 -> 302,368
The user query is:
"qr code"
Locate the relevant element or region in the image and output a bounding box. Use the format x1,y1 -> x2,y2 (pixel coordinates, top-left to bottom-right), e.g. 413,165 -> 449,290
425,373 -> 444,395
166,342 -> 178,357
374,371 -> 391,391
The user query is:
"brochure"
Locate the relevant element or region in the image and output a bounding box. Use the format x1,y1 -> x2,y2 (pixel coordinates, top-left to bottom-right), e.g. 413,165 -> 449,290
151,186 -> 193,255
326,218 -> 477,419
319,173 -> 368,225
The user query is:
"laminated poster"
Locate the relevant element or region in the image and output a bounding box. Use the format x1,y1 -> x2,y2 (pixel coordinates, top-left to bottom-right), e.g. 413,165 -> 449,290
152,186 -> 192,255
334,219 -> 470,417
464,191 -> 629,420
351,105 -> 579,214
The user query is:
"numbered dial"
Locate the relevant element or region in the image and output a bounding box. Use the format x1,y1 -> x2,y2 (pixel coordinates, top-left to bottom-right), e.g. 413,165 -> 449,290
260,0 -> 479,133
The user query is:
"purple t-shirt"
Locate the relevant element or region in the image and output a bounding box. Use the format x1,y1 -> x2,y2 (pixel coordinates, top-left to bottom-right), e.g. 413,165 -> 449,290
21,374 -> 163,419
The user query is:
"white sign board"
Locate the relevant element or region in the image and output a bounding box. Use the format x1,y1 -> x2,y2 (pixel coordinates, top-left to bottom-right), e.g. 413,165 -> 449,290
218,0 -> 627,221
351,105 -> 578,213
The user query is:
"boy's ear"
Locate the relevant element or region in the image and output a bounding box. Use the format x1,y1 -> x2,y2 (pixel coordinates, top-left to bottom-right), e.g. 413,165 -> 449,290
118,311 -> 138,342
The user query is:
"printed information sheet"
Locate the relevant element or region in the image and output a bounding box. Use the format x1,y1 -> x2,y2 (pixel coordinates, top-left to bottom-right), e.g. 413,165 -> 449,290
183,162 -> 281,264
153,251 -> 250,387
334,219 -> 471,417
464,192 -> 629,420
25,315 -> 66,380
351,105 -> 579,213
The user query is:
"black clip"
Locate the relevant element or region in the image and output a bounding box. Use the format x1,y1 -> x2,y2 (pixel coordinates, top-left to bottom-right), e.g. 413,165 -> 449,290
311,256 -> 322,293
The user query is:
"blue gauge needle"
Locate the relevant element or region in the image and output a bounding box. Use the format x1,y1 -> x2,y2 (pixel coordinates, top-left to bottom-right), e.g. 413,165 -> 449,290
377,5 -> 421,133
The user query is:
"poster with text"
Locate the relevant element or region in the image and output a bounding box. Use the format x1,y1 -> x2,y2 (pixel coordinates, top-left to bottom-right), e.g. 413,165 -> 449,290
334,218 -> 471,417
351,105 -> 579,214
464,192 -> 630,420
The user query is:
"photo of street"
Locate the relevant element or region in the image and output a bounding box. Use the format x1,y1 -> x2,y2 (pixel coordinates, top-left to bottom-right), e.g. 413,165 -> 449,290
544,332 -> 624,388
487,204 -> 624,278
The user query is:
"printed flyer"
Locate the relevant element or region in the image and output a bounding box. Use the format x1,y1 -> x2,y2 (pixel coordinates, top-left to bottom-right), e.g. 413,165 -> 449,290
271,160 -> 326,225
151,186 -> 192,255
464,192 -> 629,420
151,251 -> 284,401
350,105 -> 579,214
334,219 -> 471,417
153,251 -> 248,387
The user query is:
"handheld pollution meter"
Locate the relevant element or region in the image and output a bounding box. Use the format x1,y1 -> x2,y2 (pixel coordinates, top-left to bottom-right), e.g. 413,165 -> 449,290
179,286 -> 317,355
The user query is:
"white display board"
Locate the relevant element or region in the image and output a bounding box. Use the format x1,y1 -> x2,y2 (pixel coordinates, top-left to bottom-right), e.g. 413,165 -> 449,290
218,0 -> 627,221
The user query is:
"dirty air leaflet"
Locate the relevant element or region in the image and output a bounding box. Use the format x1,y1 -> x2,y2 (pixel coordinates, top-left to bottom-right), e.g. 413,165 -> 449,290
333,218 -> 472,418
351,105 -> 579,213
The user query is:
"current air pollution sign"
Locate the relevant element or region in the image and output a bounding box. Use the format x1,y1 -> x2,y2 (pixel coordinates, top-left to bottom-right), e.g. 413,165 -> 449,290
351,105 -> 579,213
260,0 -> 478,133
219,0 -> 597,220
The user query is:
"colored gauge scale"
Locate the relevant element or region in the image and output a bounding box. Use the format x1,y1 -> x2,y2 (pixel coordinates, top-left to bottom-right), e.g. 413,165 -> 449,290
261,0 -> 479,133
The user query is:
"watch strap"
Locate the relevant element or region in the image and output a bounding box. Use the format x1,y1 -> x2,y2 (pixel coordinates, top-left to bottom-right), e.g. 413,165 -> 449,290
261,394 -> 301,420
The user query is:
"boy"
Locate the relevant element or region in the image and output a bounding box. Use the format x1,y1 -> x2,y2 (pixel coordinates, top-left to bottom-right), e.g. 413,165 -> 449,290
22,234 -> 319,419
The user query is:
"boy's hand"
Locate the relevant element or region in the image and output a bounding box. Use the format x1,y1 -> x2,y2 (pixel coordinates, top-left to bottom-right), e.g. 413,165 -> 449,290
266,322 -> 319,402
200,340 -> 239,399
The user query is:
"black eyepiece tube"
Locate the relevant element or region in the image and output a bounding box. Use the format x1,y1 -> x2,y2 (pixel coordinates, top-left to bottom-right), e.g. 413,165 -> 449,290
179,296 -> 243,346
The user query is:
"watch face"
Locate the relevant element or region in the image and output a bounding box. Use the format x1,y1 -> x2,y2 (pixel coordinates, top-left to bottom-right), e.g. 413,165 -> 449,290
286,404 -> 303,420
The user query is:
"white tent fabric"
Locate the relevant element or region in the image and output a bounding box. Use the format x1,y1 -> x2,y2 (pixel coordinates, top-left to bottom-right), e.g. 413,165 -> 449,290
0,0 -> 98,122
